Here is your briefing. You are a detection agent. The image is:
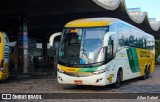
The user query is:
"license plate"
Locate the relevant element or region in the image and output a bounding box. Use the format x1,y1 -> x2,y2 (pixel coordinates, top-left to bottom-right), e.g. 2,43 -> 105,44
74,80 -> 83,85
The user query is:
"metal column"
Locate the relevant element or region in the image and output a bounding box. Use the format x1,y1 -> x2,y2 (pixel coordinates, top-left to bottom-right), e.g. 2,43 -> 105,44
17,16 -> 29,74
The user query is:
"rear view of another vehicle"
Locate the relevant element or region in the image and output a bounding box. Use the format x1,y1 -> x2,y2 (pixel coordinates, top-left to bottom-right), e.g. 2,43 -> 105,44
0,32 -> 9,80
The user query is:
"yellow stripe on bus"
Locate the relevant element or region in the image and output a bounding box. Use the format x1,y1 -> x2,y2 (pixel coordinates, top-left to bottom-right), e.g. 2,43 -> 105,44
65,18 -> 111,27
58,64 -> 80,73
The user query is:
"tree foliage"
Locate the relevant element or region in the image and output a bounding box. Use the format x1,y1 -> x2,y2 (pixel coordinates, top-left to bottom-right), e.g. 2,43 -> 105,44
155,40 -> 160,59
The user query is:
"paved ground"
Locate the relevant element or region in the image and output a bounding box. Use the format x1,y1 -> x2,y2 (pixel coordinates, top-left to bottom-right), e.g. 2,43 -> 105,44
0,65 -> 160,102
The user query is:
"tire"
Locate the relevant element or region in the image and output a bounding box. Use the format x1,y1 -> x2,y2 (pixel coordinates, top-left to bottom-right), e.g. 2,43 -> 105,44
113,70 -> 122,88
146,66 -> 150,79
141,67 -> 147,80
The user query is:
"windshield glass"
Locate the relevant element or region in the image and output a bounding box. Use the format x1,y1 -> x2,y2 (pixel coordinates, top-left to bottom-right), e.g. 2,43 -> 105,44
81,28 -> 107,64
59,27 -> 108,66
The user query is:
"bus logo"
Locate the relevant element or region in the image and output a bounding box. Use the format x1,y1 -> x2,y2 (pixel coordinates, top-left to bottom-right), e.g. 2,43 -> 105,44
2,94 -> 11,100
67,68 -> 76,72
74,73 -> 80,77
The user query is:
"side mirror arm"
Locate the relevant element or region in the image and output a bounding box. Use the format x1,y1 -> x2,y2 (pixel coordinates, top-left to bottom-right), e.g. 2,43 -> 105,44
111,40 -> 114,58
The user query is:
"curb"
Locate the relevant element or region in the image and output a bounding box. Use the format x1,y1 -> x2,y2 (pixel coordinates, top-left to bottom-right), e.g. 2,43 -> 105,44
8,73 -> 57,80
8,75 -> 30,80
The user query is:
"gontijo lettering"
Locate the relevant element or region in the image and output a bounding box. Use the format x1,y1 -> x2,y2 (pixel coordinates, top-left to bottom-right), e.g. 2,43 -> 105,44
140,51 -> 150,57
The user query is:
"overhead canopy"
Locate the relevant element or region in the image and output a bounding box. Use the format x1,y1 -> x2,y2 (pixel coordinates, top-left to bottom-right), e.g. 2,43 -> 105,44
0,0 -> 159,39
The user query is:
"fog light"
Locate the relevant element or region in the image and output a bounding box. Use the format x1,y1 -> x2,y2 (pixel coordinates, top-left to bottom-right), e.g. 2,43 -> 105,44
58,76 -> 63,81
96,78 -> 103,83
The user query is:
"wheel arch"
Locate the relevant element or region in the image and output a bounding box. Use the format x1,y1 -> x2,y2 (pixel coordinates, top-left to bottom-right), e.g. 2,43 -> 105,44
114,67 -> 123,82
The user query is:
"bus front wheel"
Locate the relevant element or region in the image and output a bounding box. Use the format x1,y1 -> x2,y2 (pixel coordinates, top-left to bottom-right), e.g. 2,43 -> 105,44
113,70 -> 122,88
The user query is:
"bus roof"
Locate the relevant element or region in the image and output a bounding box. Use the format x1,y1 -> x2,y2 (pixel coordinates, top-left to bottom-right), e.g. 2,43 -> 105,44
65,18 -> 119,27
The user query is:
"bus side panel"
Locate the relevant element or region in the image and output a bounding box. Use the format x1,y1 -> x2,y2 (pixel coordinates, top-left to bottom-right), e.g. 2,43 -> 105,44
118,22 -> 155,78
0,32 -> 4,80
3,33 -> 9,79
136,48 -> 155,76
116,23 -> 141,81
0,32 -> 3,60
0,32 -> 3,59
0,32 -> 9,80
151,59 -> 155,74
127,48 -> 140,73
114,47 -> 141,81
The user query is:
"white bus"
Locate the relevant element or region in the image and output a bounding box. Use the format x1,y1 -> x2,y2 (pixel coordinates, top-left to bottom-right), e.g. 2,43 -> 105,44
53,18 -> 155,88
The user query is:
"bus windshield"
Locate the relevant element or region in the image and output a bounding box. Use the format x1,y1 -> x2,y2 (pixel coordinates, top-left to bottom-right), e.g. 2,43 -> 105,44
59,27 -> 108,66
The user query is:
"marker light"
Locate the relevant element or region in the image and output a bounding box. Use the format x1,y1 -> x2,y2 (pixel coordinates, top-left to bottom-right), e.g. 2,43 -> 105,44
70,29 -> 77,33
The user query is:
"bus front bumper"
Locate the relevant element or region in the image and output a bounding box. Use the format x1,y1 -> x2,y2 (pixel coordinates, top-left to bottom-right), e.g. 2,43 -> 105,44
0,71 -> 8,80
57,72 -> 115,86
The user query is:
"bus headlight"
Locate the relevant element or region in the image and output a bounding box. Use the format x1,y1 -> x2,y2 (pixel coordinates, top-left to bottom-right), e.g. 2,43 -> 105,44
92,68 -> 107,75
57,69 -> 64,73
58,76 -> 63,81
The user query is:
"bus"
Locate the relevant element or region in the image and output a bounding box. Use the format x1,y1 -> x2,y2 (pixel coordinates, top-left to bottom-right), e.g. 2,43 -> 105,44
54,18 -> 155,88
0,32 -> 9,80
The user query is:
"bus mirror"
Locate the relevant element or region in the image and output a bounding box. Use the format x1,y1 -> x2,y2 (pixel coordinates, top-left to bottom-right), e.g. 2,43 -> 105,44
111,40 -> 114,58
49,32 -> 62,48
103,33 -> 109,47
53,41 -> 60,51
103,32 -> 115,47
